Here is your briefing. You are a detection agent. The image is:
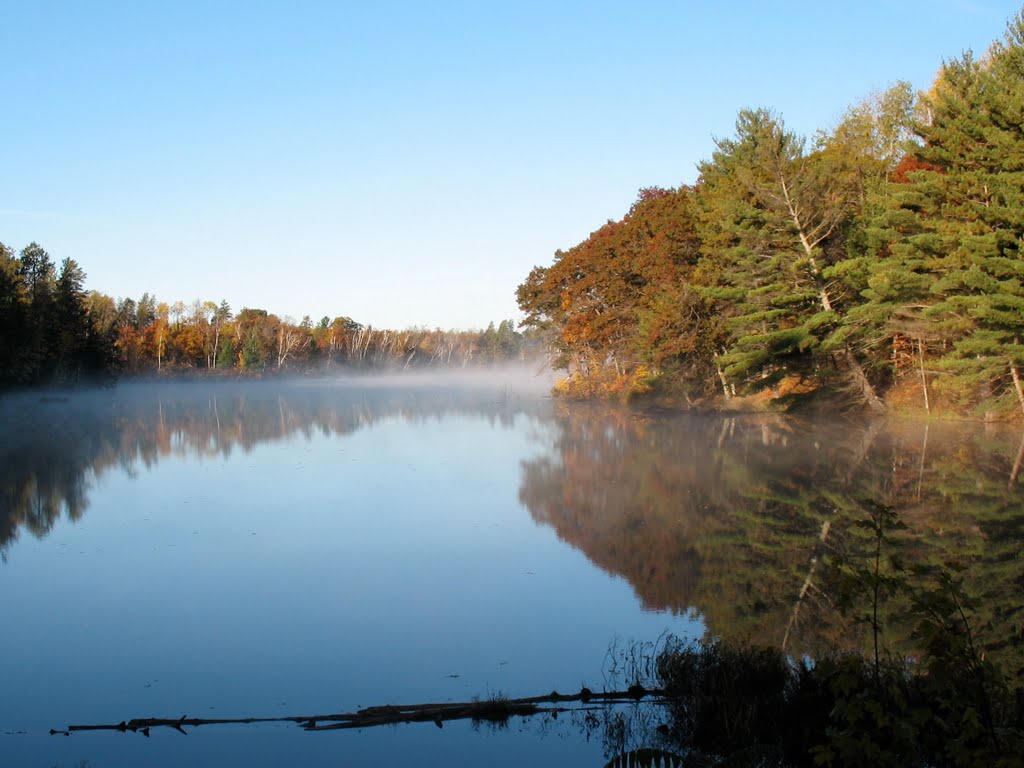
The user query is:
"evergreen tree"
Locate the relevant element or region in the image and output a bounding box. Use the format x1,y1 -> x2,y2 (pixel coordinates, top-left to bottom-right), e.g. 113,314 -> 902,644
216,335 -> 237,369
16,242 -> 57,382
931,15 -> 1024,414
850,14 -> 1024,414
695,110 -> 886,406
696,110 -> 814,389
136,292 -> 157,329
0,242 -> 29,386
497,319 -> 519,360
54,258 -> 90,382
83,291 -> 121,384
242,330 -> 263,370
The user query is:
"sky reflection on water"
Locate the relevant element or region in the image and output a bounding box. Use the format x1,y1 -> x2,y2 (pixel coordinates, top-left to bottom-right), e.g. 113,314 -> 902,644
2,379 -> 1022,766
0,380 -> 698,767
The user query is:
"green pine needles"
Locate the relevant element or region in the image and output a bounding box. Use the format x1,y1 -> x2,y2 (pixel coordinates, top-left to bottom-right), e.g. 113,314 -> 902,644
518,7 -> 1024,417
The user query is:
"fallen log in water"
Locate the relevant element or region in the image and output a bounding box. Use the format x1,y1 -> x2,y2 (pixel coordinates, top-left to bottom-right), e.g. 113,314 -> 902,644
56,685 -> 666,736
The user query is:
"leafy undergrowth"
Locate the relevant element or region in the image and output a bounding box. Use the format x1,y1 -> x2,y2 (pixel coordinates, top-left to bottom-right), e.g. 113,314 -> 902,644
656,638 -> 1023,767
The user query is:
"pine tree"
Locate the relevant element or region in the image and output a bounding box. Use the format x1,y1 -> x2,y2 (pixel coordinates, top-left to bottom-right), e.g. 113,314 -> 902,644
16,242 -> 57,382
931,14 -> 1024,414
242,330 -> 263,370
216,335 -> 237,369
0,242 -> 29,386
851,13 -> 1024,414
695,109 -> 884,408
54,258 -> 90,382
696,110 -> 819,388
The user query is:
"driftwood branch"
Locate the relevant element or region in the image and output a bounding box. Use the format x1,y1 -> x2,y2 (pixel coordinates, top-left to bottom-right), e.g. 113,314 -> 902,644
54,685 -> 666,737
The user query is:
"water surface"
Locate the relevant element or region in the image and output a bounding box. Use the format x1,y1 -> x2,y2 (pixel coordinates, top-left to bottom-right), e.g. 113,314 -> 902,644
1,378 -> 1021,766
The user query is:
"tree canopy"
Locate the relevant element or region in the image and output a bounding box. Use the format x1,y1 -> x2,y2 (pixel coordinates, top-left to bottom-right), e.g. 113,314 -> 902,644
518,7 -> 1024,417
0,242 -> 540,389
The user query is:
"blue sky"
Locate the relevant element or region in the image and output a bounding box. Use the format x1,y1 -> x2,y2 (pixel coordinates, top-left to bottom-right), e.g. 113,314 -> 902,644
2,1 -> 1021,329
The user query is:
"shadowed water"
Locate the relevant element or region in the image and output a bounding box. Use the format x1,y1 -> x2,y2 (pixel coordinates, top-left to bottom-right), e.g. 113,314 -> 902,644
1,378 -> 1021,766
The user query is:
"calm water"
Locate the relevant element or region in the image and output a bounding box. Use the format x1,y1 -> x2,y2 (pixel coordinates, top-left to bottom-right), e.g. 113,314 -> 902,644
1,377 -> 1022,767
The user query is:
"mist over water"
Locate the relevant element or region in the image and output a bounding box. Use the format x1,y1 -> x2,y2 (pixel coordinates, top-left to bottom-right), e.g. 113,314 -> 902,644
1,376 -> 1021,766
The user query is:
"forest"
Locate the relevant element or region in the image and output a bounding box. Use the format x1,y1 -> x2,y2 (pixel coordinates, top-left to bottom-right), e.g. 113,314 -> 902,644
0,240 -> 536,390
5,11 -> 1024,417
517,10 -> 1024,418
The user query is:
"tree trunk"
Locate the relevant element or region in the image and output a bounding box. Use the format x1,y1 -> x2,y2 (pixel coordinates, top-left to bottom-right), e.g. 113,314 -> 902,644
1010,431 -> 1024,488
845,348 -> 885,413
781,174 -> 887,411
714,353 -> 731,400
917,423 -> 930,501
780,175 -> 835,312
918,337 -> 930,414
1010,360 -> 1024,417
782,520 -> 831,651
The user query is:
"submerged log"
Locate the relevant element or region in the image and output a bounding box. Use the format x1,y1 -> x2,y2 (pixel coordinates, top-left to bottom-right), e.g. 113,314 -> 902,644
59,686 -> 668,736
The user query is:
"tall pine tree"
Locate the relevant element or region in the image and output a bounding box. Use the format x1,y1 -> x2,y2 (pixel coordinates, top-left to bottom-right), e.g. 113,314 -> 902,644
852,12 -> 1024,415
695,109 -> 884,408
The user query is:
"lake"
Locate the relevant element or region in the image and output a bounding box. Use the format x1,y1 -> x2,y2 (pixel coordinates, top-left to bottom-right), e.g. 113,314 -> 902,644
1,375 -> 1021,767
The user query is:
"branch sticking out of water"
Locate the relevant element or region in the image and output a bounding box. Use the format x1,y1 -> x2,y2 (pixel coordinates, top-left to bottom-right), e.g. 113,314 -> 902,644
56,685 -> 666,736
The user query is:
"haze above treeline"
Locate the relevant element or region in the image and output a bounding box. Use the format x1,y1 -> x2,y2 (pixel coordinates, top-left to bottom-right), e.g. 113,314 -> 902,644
516,7 -> 1024,418
4,7 -> 1024,414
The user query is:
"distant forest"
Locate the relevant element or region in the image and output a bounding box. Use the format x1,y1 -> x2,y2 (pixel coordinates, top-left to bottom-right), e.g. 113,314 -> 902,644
0,244 -> 538,389
518,9 -> 1024,418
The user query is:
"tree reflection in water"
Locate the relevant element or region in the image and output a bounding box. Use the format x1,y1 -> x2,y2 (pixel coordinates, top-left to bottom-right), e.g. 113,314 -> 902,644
518,404 -> 1024,673
0,380 -> 549,559
5,389 -> 1020,670
5,386 -> 1022,764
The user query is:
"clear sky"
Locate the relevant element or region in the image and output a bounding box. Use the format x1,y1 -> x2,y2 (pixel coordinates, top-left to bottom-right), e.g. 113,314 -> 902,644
2,1 -> 1021,330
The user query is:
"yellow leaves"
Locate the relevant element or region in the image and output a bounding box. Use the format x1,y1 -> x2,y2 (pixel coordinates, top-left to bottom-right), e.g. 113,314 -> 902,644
553,362 -> 657,401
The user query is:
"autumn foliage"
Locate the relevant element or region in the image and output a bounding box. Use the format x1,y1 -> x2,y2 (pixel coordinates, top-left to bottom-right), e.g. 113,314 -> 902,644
518,9 -> 1024,417
0,245 -> 540,388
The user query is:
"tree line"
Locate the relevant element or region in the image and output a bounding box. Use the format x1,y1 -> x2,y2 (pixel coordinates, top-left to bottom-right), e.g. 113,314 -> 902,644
518,9 -> 1024,417
0,242 -> 538,389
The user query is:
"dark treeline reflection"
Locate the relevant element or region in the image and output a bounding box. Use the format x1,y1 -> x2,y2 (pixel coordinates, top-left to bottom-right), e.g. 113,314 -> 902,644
519,406 -> 1024,670
0,378 -> 550,558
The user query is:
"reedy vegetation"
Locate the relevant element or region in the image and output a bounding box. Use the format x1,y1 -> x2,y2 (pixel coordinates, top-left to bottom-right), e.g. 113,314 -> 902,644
518,9 -> 1024,417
